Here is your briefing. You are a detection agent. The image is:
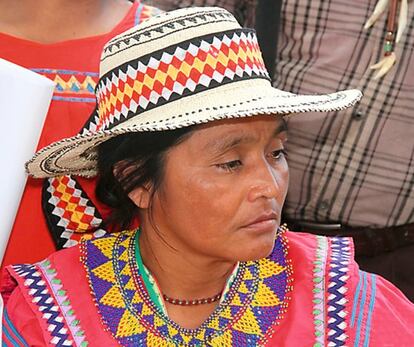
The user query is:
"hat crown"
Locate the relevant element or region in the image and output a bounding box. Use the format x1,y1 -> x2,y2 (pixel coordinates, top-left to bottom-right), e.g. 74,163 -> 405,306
92,7 -> 269,132
100,7 -> 242,75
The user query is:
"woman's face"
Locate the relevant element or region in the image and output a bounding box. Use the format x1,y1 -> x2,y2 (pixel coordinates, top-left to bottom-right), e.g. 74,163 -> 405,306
142,115 -> 288,262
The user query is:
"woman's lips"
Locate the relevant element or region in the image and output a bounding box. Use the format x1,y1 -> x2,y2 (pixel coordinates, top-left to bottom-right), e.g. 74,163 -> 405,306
242,212 -> 279,232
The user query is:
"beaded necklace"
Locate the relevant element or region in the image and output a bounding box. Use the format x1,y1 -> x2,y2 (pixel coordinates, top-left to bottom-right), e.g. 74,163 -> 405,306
163,292 -> 222,306
133,229 -> 240,313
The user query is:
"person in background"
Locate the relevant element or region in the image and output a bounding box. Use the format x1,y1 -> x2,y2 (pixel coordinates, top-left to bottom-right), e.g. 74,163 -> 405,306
2,8 -> 413,346
273,0 -> 414,301
0,0 -> 161,272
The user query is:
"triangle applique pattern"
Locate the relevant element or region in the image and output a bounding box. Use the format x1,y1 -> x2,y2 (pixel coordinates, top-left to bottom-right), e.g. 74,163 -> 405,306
81,230 -> 292,346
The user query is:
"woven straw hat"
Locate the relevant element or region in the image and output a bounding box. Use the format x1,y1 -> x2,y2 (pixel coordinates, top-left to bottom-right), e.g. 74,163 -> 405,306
27,7 -> 362,178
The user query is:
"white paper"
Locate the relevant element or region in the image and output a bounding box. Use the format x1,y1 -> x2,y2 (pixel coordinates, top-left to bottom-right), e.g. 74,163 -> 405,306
0,58 -> 55,263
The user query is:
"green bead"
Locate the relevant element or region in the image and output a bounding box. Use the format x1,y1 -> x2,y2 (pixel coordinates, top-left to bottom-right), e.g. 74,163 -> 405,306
313,277 -> 323,284
57,289 -> 66,296
46,268 -> 56,274
313,309 -> 321,315
75,330 -> 85,337
315,331 -> 323,337
314,319 -> 323,326
314,342 -> 322,347
80,342 -> 89,347
51,278 -> 62,285
67,309 -> 74,316
42,260 -> 51,267
313,298 -> 322,304
312,288 -> 322,293
71,319 -> 80,326
384,41 -> 393,52
62,300 -> 71,306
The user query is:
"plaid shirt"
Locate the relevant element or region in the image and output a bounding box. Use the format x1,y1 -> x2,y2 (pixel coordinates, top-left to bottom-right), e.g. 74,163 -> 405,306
275,0 -> 414,227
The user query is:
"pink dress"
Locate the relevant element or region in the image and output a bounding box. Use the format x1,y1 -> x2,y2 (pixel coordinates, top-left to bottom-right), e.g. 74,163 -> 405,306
2,230 -> 413,346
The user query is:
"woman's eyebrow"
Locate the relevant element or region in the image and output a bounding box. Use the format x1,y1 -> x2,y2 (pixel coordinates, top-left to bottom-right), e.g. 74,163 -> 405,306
208,134 -> 253,154
275,120 -> 288,135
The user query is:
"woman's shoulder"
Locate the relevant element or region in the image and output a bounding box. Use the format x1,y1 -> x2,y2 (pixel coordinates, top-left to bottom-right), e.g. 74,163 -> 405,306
0,231 -> 129,309
1,231 -> 124,299
267,229 -> 414,346
281,229 -> 356,277
1,233 -> 119,346
1,244 -> 79,298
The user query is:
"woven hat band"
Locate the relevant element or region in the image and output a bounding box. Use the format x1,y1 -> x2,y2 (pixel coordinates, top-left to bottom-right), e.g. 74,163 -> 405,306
95,29 -> 269,131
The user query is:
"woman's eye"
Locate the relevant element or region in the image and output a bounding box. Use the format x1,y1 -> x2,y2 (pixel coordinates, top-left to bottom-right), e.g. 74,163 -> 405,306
270,149 -> 287,161
216,160 -> 242,172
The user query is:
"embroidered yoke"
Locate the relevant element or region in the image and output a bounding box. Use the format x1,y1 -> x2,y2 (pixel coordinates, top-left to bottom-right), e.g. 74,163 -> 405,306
2,231 -> 413,346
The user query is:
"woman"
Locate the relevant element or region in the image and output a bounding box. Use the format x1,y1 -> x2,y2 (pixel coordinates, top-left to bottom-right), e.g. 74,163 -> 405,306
2,7 -> 413,347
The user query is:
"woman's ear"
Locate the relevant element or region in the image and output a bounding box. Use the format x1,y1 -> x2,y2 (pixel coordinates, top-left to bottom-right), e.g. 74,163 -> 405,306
128,187 -> 150,209
113,160 -> 151,209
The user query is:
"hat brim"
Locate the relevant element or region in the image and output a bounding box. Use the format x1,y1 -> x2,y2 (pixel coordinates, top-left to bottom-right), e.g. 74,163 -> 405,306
26,80 -> 362,178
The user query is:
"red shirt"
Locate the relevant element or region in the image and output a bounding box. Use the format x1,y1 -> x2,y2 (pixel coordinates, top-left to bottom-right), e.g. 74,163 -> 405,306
0,1 -> 158,268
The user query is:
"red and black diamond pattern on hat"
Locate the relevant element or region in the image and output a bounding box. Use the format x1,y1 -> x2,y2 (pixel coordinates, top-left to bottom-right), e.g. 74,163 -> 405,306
95,29 -> 269,132
42,176 -> 106,249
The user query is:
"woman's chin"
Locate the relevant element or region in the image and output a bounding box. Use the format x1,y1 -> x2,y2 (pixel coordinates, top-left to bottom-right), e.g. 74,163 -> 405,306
235,237 -> 276,262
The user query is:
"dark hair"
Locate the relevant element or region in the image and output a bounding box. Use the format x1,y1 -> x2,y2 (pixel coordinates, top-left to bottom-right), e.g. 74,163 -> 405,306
96,127 -> 194,230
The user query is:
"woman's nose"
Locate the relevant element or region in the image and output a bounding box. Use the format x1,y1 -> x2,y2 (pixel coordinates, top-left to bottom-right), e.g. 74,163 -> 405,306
247,162 -> 282,202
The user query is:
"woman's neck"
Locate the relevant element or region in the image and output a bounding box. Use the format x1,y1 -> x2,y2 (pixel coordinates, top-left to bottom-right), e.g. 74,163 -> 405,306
0,0 -> 132,43
138,226 -> 236,302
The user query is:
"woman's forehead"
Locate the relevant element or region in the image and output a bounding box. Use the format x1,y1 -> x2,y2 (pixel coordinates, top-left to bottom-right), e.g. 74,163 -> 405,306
187,116 -> 287,152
